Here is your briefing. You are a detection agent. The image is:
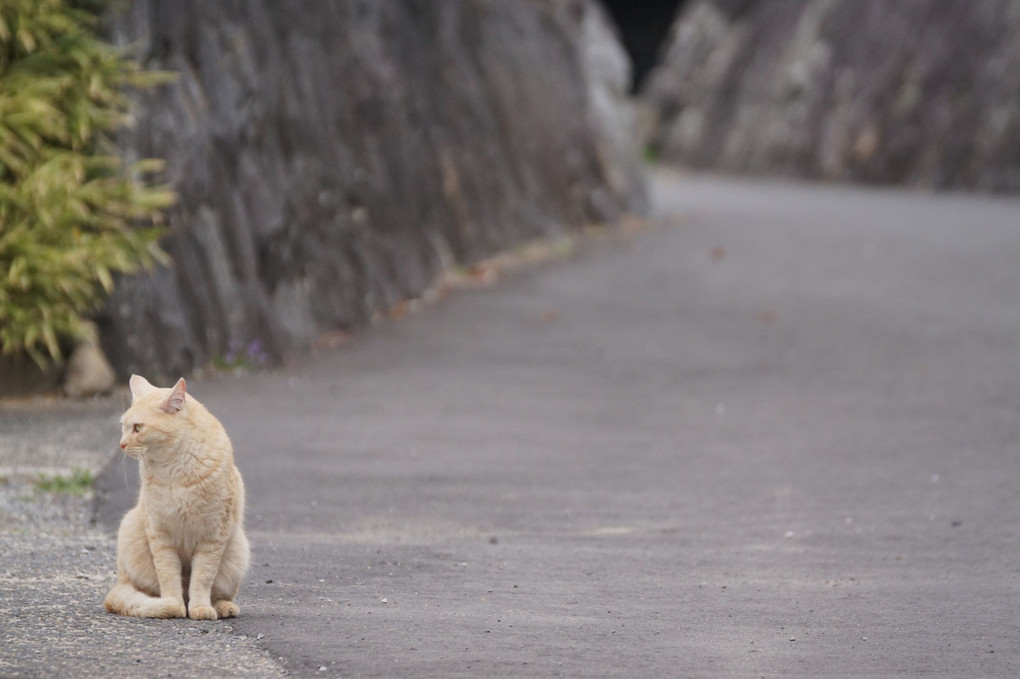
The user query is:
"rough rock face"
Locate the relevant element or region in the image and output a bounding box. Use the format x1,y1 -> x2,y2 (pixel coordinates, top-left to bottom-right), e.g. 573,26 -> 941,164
643,0 -> 1020,191
99,0 -> 645,380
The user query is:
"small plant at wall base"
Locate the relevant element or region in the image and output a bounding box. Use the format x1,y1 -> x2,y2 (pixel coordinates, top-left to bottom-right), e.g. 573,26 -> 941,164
213,339 -> 272,373
0,0 -> 175,367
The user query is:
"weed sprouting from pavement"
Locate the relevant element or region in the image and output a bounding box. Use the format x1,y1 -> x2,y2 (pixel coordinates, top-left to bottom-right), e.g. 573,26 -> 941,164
35,468 -> 94,496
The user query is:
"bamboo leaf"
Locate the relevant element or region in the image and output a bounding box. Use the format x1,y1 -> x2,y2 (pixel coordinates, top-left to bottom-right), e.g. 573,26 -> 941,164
0,0 -> 176,365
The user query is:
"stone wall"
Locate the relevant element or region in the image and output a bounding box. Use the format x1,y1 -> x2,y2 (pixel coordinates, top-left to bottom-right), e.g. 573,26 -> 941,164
98,0 -> 645,381
642,0 -> 1020,191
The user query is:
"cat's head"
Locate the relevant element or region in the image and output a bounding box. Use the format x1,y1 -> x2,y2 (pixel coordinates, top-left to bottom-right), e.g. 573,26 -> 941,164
118,375 -> 190,461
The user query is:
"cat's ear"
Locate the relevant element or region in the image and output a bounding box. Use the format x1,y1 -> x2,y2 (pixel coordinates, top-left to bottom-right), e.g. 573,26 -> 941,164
129,374 -> 157,402
160,378 -> 187,414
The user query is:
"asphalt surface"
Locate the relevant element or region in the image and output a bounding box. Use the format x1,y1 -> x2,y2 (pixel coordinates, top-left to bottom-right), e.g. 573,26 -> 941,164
6,169 -> 1020,677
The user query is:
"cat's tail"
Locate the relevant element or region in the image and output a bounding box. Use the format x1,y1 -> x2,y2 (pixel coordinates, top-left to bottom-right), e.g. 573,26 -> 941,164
104,583 -> 186,618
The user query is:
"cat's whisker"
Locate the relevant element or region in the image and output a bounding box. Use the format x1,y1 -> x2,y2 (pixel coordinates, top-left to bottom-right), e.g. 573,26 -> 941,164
126,446 -> 156,466
120,453 -> 131,490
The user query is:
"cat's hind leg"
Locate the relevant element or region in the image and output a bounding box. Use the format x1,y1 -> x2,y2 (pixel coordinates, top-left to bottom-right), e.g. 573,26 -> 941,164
213,599 -> 240,619
106,505 -> 187,618
104,582 -> 187,618
211,528 -> 250,619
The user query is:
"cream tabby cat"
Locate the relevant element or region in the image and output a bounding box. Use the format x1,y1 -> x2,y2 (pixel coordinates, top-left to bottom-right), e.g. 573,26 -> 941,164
105,375 -> 250,620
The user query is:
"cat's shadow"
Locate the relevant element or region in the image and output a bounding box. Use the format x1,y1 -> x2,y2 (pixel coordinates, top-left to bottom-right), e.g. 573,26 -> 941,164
93,451 -> 139,532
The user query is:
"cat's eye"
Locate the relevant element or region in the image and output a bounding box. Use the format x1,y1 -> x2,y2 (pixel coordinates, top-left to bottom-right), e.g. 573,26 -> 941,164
133,423 -> 143,433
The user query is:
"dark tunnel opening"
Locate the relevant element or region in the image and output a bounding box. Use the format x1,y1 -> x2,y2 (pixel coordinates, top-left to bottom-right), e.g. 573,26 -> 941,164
598,0 -> 686,91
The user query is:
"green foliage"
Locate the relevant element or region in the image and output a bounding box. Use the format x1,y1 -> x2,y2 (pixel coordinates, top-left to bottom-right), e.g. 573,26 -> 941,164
35,466 -> 93,495
0,0 -> 175,366
643,143 -> 663,164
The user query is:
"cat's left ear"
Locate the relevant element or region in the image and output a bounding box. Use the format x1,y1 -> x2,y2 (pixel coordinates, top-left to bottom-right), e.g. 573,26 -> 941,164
160,378 -> 187,414
129,374 -> 156,402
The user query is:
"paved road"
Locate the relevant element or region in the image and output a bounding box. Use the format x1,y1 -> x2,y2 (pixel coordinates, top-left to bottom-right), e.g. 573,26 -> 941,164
95,170 -> 1020,677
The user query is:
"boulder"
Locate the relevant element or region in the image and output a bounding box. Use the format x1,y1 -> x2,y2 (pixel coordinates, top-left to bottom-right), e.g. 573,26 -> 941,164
642,0 -> 1020,191
63,322 -> 117,398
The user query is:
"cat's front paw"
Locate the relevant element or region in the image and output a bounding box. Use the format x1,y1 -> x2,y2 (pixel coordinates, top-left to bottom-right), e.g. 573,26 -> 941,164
189,604 -> 218,620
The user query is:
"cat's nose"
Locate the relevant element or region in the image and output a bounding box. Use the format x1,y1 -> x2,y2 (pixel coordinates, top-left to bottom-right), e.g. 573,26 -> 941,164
120,442 -> 126,449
